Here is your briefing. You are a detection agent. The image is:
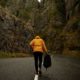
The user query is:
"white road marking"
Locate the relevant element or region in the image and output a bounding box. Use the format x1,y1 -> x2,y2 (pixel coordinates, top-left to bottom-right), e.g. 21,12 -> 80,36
34,74 -> 38,80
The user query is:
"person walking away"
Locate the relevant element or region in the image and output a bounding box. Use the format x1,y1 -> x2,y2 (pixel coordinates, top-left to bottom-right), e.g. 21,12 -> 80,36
30,36 -> 47,75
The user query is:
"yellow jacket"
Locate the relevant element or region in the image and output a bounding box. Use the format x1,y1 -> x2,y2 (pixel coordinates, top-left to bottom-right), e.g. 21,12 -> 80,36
30,36 -> 47,53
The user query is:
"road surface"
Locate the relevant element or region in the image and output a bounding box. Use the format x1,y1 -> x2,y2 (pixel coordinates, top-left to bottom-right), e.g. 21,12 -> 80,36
0,55 -> 80,80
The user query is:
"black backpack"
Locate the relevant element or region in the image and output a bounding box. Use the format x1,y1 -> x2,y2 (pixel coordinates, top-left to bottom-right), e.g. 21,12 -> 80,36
43,54 -> 51,70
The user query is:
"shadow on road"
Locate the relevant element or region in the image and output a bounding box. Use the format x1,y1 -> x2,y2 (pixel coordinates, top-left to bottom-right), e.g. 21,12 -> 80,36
39,75 -> 56,80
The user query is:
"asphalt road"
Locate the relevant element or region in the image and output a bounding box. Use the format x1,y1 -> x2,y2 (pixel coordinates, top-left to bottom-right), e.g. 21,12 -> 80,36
0,55 -> 80,80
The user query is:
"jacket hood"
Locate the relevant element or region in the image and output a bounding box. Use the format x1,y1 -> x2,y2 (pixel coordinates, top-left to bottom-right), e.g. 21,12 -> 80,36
35,36 -> 41,39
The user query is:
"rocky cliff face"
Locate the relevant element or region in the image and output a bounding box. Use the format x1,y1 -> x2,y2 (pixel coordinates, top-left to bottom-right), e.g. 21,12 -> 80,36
61,14 -> 80,56
0,0 -> 80,56
0,0 -> 33,22
65,0 -> 80,19
61,0 -> 80,56
0,6 -> 33,53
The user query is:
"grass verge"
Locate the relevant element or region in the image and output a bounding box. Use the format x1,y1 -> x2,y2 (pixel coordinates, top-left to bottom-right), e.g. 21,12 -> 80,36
0,51 -> 32,58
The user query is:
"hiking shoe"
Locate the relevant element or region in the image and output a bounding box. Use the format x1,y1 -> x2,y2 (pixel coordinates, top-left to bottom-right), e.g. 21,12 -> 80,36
35,71 -> 38,75
38,70 -> 42,75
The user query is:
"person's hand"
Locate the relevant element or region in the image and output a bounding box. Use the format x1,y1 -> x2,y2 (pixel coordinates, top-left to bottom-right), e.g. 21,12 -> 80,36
47,50 -> 50,54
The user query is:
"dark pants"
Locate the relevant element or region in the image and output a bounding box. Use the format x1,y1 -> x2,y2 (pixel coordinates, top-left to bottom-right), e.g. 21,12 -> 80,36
33,52 -> 43,73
